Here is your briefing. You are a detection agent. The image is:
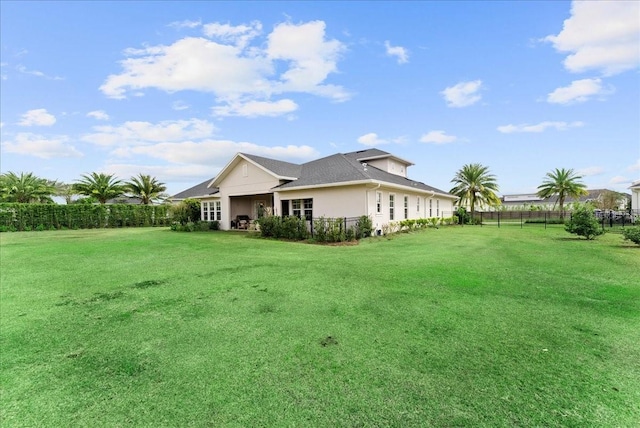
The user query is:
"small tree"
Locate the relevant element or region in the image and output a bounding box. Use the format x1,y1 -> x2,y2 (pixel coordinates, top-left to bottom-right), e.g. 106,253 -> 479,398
565,204 -> 604,240
74,172 -> 126,204
170,198 -> 201,225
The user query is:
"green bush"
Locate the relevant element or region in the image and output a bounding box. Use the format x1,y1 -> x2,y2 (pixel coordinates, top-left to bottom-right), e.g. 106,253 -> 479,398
621,227 -> 640,245
0,203 -> 170,231
257,216 -> 282,238
565,205 -> 605,240
355,215 -> 372,239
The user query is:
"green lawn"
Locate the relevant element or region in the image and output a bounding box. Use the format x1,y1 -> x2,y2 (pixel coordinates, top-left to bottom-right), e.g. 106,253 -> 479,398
1,227 -> 639,427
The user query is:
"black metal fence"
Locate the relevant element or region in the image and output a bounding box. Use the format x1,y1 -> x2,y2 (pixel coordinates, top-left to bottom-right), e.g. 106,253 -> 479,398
472,210 -> 639,231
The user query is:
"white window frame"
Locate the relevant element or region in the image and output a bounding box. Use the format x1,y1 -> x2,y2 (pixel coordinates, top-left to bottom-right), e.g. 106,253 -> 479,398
403,195 -> 409,219
389,194 -> 395,221
376,191 -> 382,215
213,201 -> 221,221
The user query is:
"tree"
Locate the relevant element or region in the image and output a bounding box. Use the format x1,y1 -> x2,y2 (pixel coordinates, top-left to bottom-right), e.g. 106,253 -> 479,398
565,204 -> 604,240
537,168 -> 588,219
595,190 -> 624,211
0,171 -> 57,203
126,174 -> 167,205
73,172 -> 126,204
449,163 -> 500,219
55,182 -> 78,204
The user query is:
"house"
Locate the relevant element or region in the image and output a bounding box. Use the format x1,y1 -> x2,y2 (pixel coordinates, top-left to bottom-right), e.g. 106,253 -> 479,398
174,148 -> 458,232
169,178 -> 218,203
631,180 -> 640,211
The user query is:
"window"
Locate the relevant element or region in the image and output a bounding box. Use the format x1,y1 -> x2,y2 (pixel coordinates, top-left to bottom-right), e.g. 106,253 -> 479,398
436,200 -> 440,217
292,199 -> 301,218
417,197 -> 420,213
242,163 -> 248,177
376,191 -> 382,214
404,196 -> 409,219
389,194 -> 395,220
303,198 -> 313,220
429,199 -> 433,217
202,202 -> 210,221
213,201 -> 221,221
292,199 -> 312,220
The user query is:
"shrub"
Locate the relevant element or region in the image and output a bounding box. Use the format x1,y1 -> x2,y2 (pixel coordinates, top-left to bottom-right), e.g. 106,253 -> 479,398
355,215 -> 372,239
622,227 -> 640,246
565,205 -> 605,240
456,207 -> 471,225
209,220 -> 220,230
170,199 -> 201,225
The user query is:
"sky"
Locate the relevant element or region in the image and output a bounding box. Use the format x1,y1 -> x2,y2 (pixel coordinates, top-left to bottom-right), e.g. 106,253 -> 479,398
1,1 -> 639,198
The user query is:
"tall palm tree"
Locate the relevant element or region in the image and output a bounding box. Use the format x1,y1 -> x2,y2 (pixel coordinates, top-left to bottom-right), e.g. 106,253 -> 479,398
450,163 -> 501,218
0,171 -> 57,203
126,174 -> 167,205
537,168 -> 588,219
73,172 -> 126,204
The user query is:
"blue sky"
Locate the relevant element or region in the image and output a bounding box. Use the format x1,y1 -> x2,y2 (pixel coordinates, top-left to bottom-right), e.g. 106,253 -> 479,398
1,1 -> 639,198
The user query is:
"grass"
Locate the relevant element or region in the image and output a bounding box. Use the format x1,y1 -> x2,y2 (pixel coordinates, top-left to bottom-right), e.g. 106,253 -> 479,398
1,227 -> 639,427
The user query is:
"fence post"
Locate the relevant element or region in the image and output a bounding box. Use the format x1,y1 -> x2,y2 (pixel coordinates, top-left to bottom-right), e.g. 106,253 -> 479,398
520,212 -> 523,229
480,212 -> 483,227
497,211 -> 500,228
544,212 -> 547,229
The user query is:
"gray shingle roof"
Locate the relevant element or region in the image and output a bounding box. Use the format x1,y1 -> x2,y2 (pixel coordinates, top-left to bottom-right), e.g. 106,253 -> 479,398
277,150 -> 454,196
241,153 -> 302,178
171,178 -> 218,200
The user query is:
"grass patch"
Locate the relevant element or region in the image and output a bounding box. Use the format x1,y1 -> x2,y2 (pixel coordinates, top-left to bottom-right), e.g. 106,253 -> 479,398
1,227 -> 639,426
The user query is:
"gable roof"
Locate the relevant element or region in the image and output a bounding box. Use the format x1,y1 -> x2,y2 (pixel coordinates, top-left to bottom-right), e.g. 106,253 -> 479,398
209,153 -> 301,187
171,178 -> 219,200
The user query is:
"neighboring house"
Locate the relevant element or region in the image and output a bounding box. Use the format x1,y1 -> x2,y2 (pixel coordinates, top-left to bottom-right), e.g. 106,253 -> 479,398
501,189 -> 631,211
174,148 -> 458,232
105,196 -> 144,204
631,180 -> 640,211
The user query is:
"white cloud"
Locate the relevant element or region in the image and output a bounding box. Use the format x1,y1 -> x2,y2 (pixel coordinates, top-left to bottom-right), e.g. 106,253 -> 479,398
544,1 -> 640,75
168,19 -> 202,30
609,175 -> 630,185
82,118 -> 216,147
18,109 -> 56,126
203,21 -> 262,49
384,41 -> 409,64
547,78 -> 610,104
577,166 -> 604,177
497,121 -> 584,133
16,64 -> 63,80
172,100 -> 190,111
100,20 -> 349,116
115,140 -> 319,166
441,80 -> 482,108
1,133 -> 82,159
87,110 -> 110,121
104,163 -> 216,185
357,133 -> 387,146
420,130 -> 457,144
212,99 -> 298,117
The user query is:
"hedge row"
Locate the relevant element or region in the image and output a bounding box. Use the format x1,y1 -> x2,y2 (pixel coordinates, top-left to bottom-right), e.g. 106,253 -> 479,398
0,203 -> 171,231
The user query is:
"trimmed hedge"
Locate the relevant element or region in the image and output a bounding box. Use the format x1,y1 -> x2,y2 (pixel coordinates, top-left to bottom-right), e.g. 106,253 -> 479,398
0,203 -> 171,232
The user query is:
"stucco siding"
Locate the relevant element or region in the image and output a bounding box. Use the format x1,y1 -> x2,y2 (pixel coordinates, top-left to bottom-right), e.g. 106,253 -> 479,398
277,185 -> 367,218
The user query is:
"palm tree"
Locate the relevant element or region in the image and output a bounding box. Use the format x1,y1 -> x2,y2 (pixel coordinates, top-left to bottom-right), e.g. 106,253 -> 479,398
73,172 -> 126,204
537,168 -> 588,219
450,163 -> 501,218
0,171 -> 57,203
126,174 -> 167,205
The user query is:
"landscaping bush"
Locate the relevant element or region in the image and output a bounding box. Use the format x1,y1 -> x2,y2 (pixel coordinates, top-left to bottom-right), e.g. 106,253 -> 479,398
169,199 -> 201,225
355,215 -> 372,239
565,205 -> 605,240
621,227 -> 640,246
0,202 -> 170,231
